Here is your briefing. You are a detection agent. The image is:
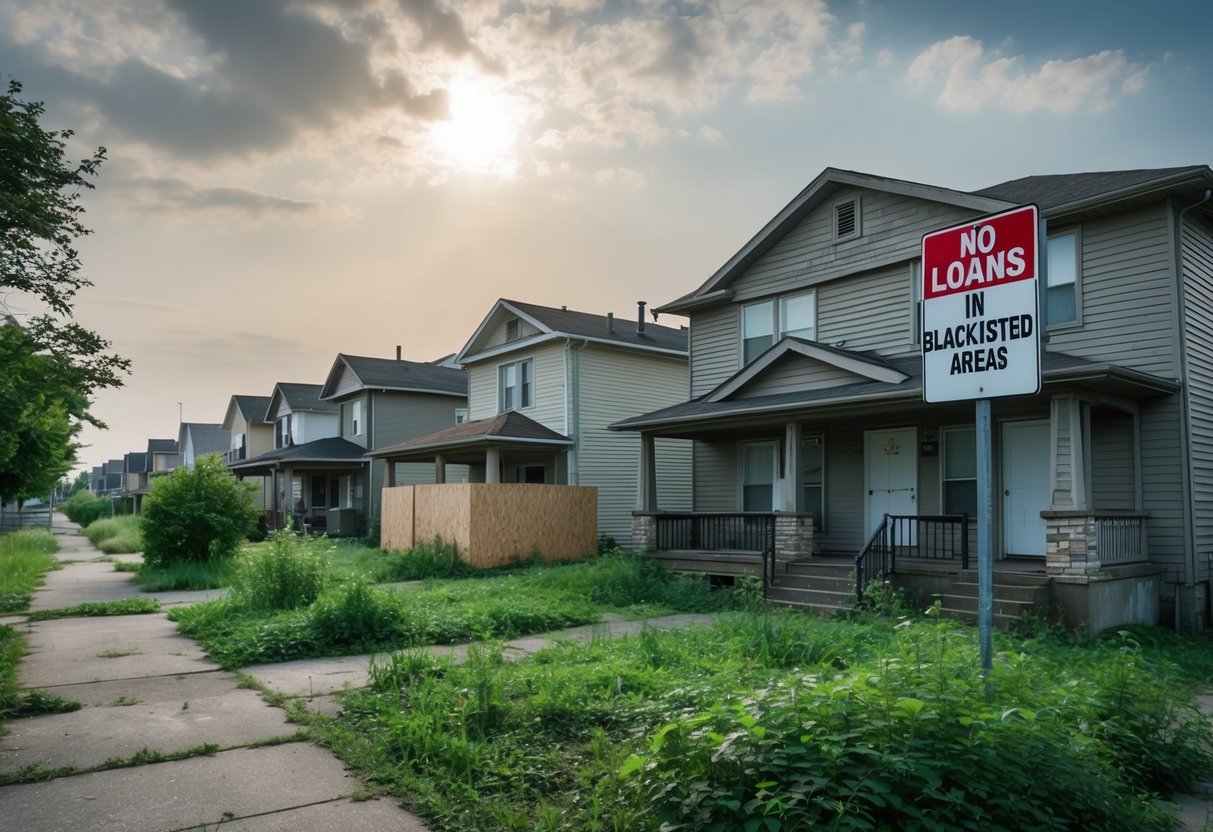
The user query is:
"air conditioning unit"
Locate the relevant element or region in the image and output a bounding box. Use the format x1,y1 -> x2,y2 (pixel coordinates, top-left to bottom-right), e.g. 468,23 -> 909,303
327,508 -> 363,537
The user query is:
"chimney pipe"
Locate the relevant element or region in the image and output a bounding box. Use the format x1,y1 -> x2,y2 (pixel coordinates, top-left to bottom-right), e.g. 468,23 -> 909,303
637,301 -> 647,336
607,312 -> 615,334
395,345 -> 402,360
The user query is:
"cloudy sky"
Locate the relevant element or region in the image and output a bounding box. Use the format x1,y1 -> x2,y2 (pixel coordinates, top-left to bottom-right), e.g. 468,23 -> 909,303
2,0 -> 1210,473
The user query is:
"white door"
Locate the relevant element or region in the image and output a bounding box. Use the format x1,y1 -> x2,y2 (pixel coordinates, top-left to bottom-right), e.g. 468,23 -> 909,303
1002,420 -> 1050,556
866,428 -> 917,542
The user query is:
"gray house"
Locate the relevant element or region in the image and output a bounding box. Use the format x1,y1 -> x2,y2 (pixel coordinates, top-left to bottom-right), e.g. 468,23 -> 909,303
615,165 -> 1213,631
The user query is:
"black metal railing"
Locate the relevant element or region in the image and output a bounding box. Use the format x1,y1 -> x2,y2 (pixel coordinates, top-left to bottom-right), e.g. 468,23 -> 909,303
1095,513 -> 1147,564
653,512 -> 776,554
224,446 -> 247,464
855,514 -> 969,603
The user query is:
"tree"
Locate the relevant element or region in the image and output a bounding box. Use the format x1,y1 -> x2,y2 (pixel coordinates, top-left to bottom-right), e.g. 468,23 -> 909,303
141,455 -> 259,567
0,78 -> 128,500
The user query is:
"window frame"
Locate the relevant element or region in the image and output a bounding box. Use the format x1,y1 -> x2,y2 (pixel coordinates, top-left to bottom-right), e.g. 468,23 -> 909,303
802,433 -> 826,532
351,400 -> 362,436
740,440 -> 780,512
740,289 -> 817,365
941,425 -> 977,519
1045,228 -> 1081,329
454,407 -> 469,424
498,358 -> 534,412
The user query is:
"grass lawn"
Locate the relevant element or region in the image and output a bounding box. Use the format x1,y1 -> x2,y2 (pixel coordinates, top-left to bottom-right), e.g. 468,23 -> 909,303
312,611 -> 1213,832
0,529 -> 59,613
83,515 -> 143,555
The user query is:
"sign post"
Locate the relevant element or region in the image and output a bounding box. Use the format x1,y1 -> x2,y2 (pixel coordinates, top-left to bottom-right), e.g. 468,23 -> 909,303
921,204 -> 1041,684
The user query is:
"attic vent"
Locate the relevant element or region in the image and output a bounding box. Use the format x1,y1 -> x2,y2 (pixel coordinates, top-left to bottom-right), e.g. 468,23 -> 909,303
506,319 -> 520,341
834,198 -> 860,241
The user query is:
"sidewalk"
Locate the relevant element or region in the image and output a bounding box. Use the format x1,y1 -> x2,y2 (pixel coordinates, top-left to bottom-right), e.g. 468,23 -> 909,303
0,517 -> 716,831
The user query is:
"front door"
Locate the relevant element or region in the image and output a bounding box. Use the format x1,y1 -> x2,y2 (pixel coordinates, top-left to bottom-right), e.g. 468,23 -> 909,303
1002,420 -> 1050,556
866,427 -> 917,542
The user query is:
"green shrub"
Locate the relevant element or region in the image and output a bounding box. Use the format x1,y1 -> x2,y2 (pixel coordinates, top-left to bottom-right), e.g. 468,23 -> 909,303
229,531 -> 329,612
135,559 -> 231,591
382,537 -> 475,581
141,454 -> 259,568
59,491 -> 110,526
84,515 -> 143,554
311,578 -> 401,647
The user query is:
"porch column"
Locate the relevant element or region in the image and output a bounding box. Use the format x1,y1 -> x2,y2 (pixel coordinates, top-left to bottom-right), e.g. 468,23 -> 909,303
485,447 -> 501,484
434,453 -> 447,484
281,464 -> 294,530
636,432 -> 658,512
1048,395 -> 1088,511
781,422 -> 802,512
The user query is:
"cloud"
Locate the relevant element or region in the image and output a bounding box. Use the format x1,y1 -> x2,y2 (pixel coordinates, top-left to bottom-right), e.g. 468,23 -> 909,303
594,167 -> 646,191
908,36 -> 1150,114
104,162 -> 322,221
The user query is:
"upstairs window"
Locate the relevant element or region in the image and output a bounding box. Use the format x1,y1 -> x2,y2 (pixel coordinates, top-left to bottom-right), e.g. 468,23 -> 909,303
275,416 -> 291,448
741,290 -> 816,364
455,407 -> 468,424
506,319 -> 520,342
834,197 -> 861,241
351,401 -> 362,436
1046,231 -> 1079,326
499,359 -> 533,411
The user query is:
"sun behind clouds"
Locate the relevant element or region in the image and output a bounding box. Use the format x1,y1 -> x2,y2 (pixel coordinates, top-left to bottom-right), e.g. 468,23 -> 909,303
429,74 -> 524,178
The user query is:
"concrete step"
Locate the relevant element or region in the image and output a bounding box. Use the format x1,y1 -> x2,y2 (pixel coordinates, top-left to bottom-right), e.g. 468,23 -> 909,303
936,593 -> 1040,618
948,581 -> 1047,603
774,573 -> 854,594
955,569 -> 1049,587
940,606 -> 1032,629
766,586 -> 852,612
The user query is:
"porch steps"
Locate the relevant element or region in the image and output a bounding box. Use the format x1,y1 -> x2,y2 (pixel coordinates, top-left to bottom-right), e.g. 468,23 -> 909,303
938,571 -> 1050,628
768,562 -> 854,613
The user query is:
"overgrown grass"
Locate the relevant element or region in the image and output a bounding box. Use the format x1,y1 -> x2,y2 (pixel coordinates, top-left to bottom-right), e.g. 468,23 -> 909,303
169,549 -> 743,669
83,515 -> 143,554
313,611 -> 1213,832
0,529 -> 59,613
135,559 -> 232,591
27,598 -> 161,621
0,624 -> 82,727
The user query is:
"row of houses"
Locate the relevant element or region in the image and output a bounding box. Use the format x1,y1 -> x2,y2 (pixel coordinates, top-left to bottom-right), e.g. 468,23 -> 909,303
90,162 -> 1213,632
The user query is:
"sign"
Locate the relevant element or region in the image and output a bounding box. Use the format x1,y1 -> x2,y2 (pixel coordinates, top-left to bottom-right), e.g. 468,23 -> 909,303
921,204 -> 1041,403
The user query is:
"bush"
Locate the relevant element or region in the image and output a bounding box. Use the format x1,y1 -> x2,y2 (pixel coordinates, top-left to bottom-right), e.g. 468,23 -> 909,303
59,491 -> 110,526
83,515 -> 142,554
311,578 -> 402,647
140,454 -> 259,568
382,537 -> 475,581
229,531 -> 329,612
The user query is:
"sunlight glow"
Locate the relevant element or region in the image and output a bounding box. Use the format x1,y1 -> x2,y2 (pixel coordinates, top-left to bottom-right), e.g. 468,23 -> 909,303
430,76 -> 522,178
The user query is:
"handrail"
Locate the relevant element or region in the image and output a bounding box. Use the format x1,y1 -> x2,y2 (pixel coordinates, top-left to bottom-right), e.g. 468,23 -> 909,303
855,514 -> 891,604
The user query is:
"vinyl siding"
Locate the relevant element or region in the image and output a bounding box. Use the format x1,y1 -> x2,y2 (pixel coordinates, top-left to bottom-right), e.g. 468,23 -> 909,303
466,343 -> 566,432
483,315 -> 543,350
292,412 -> 339,445
1090,407 -> 1135,511
818,264 -> 916,354
332,365 -> 363,398
693,441 -> 737,511
370,392 -> 466,449
340,394 -> 370,449
689,305 -> 738,397
1047,204 -> 1179,376
1182,213 -> 1213,557
577,347 -> 691,541
735,355 -> 861,398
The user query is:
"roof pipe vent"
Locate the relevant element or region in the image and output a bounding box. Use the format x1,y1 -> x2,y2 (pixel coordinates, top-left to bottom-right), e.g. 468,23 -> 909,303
607,312 -> 615,334
396,345 -> 402,360
637,301 -> 647,336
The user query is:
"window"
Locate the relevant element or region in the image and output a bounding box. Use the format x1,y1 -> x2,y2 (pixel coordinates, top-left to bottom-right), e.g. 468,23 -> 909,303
742,441 -> 778,511
834,197 -> 861,241
1046,231 -> 1078,325
506,319 -> 520,341
942,427 -> 977,518
310,477 -> 326,508
351,401 -> 362,436
455,407 -> 468,424
499,359 -> 533,411
802,435 -> 825,531
276,416 -> 290,448
741,291 -> 816,364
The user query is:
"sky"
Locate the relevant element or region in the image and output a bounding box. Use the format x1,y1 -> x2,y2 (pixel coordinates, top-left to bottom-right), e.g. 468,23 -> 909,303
1,0 -> 1210,475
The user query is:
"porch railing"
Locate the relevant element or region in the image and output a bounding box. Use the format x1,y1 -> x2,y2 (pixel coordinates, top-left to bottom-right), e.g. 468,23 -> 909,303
225,446 -> 247,464
1095,512 -> 1148,565
855,514 -> 969,603
653,512 -> 776,554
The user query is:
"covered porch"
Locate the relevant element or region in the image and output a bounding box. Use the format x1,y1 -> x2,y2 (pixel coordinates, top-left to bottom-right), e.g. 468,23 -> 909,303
228,437 -> 369,535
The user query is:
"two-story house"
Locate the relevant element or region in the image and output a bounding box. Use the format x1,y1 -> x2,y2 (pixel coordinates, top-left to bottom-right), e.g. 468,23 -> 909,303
318,352 -> 469,531
370,299 -> 692,544
221,395 -> 274,509
177,423 -> 230,471
615,165 -> 1213,631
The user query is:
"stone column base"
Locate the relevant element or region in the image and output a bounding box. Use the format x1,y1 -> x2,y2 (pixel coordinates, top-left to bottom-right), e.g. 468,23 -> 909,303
631,513 -> 657,552
774,513 -> 814,561
1041,511 -> 1098,575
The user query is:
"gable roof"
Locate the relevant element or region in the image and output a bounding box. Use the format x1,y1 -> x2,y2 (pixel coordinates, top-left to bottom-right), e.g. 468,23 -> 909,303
704,337 -> 909,403
235,395 -> 273,423
124,452 -> 148,474
146,438 -> 177,456
178,422 -> 229,458
319,353 -> 467,400
657,168 -> 1012,315
368,410 -> 573,460
267,383 -> 337,417
975,165 -> 1213,214
456,298 -> 688,363
230,436 -> 367,469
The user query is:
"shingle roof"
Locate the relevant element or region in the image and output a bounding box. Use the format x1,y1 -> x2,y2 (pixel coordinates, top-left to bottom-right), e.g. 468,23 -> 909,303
232,437 -> 367,467
125,452 -> 148,474
180,423 -> 230,458
146,438 -> 177,455
368,411 -> 572,459
504,299 -> 687,353
975,166 -> 1210,210
274,383 -> 337,414
233,395 -> 273,423
321,354 -> 467,400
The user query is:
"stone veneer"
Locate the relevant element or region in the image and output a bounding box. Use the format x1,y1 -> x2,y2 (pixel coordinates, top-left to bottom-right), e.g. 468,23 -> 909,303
774,512 -> 814,560
1041,511 -> 1098,576
631,512 -> 657,552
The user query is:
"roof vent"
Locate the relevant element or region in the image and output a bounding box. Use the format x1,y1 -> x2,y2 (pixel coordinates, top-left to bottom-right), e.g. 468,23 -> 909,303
834,198 -> 860,240
506,319 -> 520,342
637,301 -> 647,336
395,345 -> 402,360
607,312 -> 615,333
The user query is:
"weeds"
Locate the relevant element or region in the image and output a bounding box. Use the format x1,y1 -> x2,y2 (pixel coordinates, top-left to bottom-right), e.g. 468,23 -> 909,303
27,597 -> 161,621
229,531 -> 330,612
84,515 -> 143,554
0,528 -> 59,613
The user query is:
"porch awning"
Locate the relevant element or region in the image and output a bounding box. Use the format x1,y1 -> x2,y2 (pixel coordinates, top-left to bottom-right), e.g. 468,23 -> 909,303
227,437 -> 367,476
366,411 -> 573,464
610,349 -> 1178,436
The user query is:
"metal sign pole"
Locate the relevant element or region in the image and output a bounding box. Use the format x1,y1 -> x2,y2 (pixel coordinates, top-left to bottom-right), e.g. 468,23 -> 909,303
976,397 -> 994,687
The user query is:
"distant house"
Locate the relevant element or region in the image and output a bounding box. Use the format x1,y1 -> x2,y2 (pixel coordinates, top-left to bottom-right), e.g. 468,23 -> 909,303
121,451 -> 148,511
613,164 -> 1213,631
221,395 -> 274,509
177,423 -> 230,470
130,438 -> 178,513
371,299 -> 692,544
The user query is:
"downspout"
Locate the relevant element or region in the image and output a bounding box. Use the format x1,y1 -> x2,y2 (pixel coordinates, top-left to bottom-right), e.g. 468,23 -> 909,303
565,336 -> 589,485
1175,189 -> 1213,619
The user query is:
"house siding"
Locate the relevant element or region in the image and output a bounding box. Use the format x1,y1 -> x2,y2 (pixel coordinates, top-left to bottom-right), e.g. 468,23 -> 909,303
735,356 -> 862,398
818,263 -> 916,354
483,315 -> 544,350
467,342 -> 566,431
689,305 -> 738,397
1182,211 -> 1213,560
1090,407 -> 1135,511
332,365 -> 363,399
340,394 -> 370,449
578,347 -> 691,542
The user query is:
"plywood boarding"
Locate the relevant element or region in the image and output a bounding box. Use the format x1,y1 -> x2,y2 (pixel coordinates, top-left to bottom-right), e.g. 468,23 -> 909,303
380,485 -> 415,551
414,483 -> 474,554
467,484 -> 597,568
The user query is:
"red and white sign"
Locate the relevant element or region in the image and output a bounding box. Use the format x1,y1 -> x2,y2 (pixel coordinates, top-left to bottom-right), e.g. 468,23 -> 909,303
921,204 -> 1041,403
